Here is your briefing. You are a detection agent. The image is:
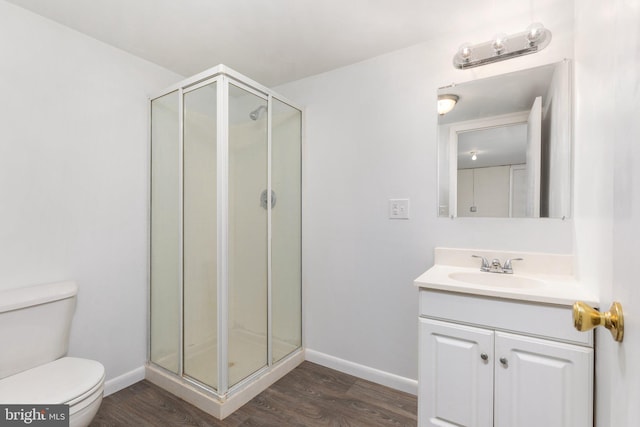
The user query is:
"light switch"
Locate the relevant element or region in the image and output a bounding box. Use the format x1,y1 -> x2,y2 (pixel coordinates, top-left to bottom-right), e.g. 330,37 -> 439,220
389,199 -> 410,219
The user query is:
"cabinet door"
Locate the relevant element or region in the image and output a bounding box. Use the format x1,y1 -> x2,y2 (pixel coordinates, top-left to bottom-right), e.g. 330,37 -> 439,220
494,332 -> 593,427
419,318 -> 494,427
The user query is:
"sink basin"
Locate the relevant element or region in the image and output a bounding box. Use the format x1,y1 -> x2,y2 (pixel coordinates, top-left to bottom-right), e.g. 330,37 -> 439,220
448,272 -> 546,289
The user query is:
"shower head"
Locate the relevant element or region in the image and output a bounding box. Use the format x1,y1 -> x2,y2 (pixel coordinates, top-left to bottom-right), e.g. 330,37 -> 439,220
249,105 -> 267,121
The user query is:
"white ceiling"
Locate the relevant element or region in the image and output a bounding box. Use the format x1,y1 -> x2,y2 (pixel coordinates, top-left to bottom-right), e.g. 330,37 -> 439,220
441,62 -> 558,170
457,124 -> 527,169
6,0 -> 541,87
438,62 -> 556,125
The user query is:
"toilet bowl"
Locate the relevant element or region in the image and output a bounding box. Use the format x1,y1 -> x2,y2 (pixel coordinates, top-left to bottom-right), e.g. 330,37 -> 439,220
0,281 -> 105,427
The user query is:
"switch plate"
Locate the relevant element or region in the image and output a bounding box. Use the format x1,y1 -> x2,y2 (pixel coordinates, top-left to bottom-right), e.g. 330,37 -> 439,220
389,199 -> 410,219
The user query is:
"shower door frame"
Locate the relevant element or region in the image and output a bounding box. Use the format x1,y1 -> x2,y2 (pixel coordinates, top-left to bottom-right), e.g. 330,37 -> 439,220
148,65 -> 303,400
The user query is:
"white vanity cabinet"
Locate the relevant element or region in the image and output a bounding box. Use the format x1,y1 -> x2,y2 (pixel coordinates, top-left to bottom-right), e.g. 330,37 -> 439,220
419,318 -> 494,426
418,289 -> 594,427
493,331 -> 592,427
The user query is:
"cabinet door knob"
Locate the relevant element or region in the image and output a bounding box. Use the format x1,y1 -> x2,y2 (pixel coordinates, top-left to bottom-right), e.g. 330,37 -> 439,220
499,357 -> 508,366
480,353 -> 488,361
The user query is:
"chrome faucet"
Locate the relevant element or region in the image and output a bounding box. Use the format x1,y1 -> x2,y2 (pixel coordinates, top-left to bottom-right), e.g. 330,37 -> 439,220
472,255 -> 523,274
490,258 -> 503,272
502,257 -> 523,274
471,255 -> 490,272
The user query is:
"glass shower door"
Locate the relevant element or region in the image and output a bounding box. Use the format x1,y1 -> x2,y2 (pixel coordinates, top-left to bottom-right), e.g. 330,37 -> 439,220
183,82 -> 219,389
150,90 -> 180,374
271,98 -> 302,363
227,83 -> 268,387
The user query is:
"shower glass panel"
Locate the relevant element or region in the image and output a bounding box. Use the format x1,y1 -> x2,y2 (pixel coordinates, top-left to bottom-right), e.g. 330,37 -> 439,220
183,82 -> 218,389
227,84 -> 269,387
150,90 -> 180,373
149,66 -> 303,418
271,99 -> 302,363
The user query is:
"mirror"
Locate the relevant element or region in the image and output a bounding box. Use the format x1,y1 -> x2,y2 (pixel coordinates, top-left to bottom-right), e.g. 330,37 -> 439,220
437,60 -> 571,218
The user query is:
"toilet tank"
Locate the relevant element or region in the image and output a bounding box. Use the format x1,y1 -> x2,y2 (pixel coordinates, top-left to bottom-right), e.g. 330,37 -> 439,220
0,281 -> 78,379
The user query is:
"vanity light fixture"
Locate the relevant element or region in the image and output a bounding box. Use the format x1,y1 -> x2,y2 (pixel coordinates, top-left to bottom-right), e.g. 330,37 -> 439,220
437,94 -> 459,115
453,23 -> 552,69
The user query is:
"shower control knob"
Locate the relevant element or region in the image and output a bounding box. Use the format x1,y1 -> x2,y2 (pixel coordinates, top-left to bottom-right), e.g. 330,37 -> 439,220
260,189 -> 277,209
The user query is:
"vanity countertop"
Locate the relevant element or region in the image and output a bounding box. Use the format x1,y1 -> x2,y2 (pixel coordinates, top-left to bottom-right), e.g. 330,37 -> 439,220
414,248 -> 599,307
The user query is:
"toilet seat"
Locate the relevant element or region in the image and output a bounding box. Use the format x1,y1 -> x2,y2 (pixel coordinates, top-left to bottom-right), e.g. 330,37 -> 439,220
0,357 -> 105,407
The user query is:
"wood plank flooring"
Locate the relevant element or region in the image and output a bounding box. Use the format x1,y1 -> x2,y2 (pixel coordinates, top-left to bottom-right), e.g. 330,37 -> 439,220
91,361 -> 417,426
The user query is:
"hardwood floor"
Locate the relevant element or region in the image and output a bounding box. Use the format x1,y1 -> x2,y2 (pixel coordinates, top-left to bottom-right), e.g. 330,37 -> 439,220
91,361 -> 417,426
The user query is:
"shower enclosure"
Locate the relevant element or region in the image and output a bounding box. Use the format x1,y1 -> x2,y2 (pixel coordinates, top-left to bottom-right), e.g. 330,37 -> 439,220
147,65 -> 302,419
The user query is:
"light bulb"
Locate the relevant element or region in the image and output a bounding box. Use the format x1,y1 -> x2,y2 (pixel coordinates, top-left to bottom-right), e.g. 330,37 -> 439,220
492,33 -> 508,54
471,152 -> 477,161
457,42 -> 472,61
437,94 -> 459,115
526,23 -> 545,44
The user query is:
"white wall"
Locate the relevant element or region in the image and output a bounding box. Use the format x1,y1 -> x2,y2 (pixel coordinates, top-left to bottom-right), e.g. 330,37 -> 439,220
457,166 -> 511,217
0,0 -> 181,392
276,0 -> 576,386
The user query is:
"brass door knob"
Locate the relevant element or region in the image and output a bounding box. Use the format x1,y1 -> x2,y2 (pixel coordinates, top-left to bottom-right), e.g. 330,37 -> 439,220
573,301 -> 624,342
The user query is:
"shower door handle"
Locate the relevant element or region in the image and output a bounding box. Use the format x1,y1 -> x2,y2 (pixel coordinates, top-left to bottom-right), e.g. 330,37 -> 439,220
260,189 -> 277,209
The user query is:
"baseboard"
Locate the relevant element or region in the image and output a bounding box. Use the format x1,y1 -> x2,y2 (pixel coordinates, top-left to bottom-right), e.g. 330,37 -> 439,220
305,349 -> 418,395
105,353 -> 417,398
104,366 -> 146,397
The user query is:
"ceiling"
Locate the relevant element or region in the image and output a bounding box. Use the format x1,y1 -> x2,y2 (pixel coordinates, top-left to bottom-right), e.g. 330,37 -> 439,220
438,62 -> 556,125
441,62 -> 559,170
458,124 -> 527,169
6,0 -> 541,87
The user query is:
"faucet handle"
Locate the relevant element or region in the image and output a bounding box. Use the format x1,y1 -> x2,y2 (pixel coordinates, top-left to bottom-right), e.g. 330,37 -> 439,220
472,255 -> 490,272
503,257 -> 523,273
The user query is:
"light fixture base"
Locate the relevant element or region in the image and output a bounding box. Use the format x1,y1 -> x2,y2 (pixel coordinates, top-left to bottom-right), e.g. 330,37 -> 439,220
453,26 -> 552,69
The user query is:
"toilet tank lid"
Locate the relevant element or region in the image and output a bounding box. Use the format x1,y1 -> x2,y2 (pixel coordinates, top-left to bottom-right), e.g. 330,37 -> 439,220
0,281 -> 78,313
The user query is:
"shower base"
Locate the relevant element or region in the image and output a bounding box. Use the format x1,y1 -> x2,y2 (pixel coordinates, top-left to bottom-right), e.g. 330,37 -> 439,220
181,329 -> 299,388
145,348 -> 304,419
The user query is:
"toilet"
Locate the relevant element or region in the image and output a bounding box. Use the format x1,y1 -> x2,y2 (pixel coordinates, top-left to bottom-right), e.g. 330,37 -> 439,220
0,281 -> 105,427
